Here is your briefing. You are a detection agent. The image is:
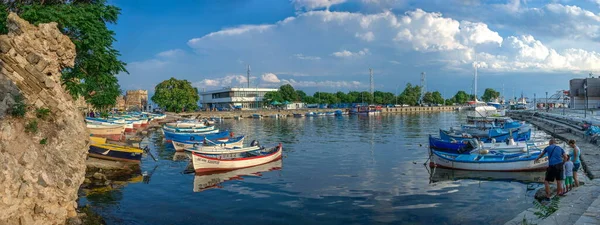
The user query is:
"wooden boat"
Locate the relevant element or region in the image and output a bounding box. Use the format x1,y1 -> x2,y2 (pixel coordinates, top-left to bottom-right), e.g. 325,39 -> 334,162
429,149 -> 548,172
165,120 -> 206,128
192,143 -> 283,173
252,114 -> 262,119
293,113 -> 304,117
428,135 -> 548,154
185,144 -> 261,154
163,129 -> 229,142
87,123 -> 124,141
88,137 -> 143,163
193,159 -> 282,192
171,135 -> 245,152
162,125 -> 215,133
86,118 -> 134,133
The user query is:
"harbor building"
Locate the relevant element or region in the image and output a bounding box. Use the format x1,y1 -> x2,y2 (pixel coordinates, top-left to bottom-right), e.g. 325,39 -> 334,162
200,87 -> 278,110
569,78 -> 600,109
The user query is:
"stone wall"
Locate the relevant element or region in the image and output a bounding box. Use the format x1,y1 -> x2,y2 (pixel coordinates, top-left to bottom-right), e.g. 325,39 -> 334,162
125,89 -> 147,110
0,13 -> 89,224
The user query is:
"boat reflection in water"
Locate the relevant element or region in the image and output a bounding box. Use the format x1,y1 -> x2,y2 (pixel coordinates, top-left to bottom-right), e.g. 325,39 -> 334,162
193,159 -> 282,192
428,167 -> 545,184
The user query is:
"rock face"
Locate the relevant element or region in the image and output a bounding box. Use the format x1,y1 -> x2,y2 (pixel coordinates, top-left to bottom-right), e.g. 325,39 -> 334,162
0,13 -> 89,224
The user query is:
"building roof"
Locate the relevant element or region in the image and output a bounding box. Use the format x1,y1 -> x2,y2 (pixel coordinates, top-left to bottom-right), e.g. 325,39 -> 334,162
199,87 -> 278,94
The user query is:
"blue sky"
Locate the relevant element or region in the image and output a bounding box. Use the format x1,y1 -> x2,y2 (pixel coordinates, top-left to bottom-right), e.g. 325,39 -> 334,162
110,0 -> 600,99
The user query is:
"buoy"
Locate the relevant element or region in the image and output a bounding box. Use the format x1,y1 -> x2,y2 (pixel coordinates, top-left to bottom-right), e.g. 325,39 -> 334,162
479,149 -> 489,154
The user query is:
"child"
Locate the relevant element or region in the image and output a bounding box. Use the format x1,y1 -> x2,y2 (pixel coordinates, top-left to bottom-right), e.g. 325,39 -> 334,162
564,154 -> 574,193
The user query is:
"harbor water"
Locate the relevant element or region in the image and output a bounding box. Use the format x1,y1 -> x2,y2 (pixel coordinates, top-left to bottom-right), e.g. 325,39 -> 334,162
80,112 -> 549,225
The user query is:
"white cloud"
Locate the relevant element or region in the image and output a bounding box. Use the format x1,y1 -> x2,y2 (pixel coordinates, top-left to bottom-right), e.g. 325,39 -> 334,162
193,75 -> 250,88
293,54 -> 321,60
279,79 -> 365,88
355,31 -> 375,41
291,0 -> 347,10
332,48 -> 370,57
261,73 -> 281,83
472,35 -> 600,72
156,49 -> 184,58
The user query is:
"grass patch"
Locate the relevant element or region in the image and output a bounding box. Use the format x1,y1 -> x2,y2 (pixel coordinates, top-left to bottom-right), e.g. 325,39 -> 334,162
35,107 -> 51,120
39,138 -> 47,145
533,197 -> 560,219
25,119 -> 38,134
9,94 -> 26,117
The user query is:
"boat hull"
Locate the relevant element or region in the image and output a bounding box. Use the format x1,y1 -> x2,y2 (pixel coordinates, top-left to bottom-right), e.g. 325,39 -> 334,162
163,130 -> 229,142
429,150 -> 549,172
192,145 -> 282,173
88,145 -> 142,163
193,159 -> 282,192
172,136 -> 245,152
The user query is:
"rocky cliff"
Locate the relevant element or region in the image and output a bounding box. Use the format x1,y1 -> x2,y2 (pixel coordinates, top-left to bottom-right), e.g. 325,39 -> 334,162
0,13 -> 89,224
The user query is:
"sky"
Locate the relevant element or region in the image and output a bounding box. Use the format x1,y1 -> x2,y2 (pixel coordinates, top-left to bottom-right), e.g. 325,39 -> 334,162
109,0 -> 600,99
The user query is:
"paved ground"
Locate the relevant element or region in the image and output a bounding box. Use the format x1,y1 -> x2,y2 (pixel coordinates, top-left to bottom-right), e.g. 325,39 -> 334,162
504,111 -> 600,225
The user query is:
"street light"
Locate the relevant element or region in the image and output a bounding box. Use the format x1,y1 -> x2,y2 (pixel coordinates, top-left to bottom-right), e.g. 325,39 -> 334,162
533,93 -> 536,110
584,80 -> 588,118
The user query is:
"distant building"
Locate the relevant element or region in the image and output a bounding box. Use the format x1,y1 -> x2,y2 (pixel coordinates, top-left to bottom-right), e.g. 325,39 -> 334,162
285,102 -> 305,110
570,78 -> 600,109
124,90 -> 148,111
200,87 -> 278,110
115,95 -> 126,111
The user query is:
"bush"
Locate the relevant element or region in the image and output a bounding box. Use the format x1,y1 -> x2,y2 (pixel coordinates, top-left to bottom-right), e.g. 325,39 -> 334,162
533,197 -> 560,219
25,119 -> 38,134
40,138 -> 47,145
9,94 -> 26,117
35,108 -> 51,120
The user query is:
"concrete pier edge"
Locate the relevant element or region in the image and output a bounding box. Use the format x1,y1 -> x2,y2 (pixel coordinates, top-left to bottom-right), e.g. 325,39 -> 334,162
504,111 -> 600,225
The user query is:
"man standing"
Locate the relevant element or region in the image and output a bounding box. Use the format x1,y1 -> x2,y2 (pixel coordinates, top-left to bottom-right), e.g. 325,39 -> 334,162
535,138 -> 568,199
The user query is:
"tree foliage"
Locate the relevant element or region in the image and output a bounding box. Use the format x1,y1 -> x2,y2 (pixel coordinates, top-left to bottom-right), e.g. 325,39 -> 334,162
453,91 -> 470,104
0,0 -> 127,110
398,83 -> 422,106
151,78 -> 199,113
481,88 -> 500,102
279,84 -> 299,102
263,91 -> 283,104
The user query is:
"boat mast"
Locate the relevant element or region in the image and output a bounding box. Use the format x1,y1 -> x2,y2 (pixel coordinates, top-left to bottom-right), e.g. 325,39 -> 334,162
474,54 -> 478,101
247,65 -> 251,88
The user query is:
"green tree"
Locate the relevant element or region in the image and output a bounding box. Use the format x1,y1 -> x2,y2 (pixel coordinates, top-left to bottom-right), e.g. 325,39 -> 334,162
302,96 -> 319,104
481,88 -> 500,102
358,91 -> 374,104
296,90 -> 307,100
432,91 -> 444,104
453,91 -> 470,104
347,91 -> 360,103
279,84 -> 299,102
1,1 -> 127,110
335,91 -> 348,103
151,78 -> 199,113
263,91 -> 283,104
422,92 -> 434,104
398,83 -> 422,106
445,98 -> 455,105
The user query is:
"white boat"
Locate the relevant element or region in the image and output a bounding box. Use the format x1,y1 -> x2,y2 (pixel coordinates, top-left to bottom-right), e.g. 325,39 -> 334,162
185,145 -> 262,155
429,149 -> 548,172
162,125 -> 215,133
171,136 -> 245,152
193,159 -> 282,192
192,144 -> 283,173
165,121 -> 206,128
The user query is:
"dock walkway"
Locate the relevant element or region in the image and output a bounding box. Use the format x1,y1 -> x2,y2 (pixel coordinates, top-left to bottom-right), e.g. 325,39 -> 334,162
504,111 -> 600,225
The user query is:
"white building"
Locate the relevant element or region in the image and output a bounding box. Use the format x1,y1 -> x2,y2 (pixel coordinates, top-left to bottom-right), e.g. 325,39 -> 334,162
200,87 -> 278,110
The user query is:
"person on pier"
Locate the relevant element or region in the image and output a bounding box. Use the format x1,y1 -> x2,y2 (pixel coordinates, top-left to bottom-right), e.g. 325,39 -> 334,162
534,138 -> 568,199
568,139 -> 582,187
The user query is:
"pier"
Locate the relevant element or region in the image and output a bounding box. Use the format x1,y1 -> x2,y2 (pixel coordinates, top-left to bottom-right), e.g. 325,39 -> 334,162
173,106 -> 458,119
504,110 -> 600,225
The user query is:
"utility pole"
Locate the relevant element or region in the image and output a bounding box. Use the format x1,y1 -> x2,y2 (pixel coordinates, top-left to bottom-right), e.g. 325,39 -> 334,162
534,93 -> 536,110
247,65 -> 251,88
545,92 -> 548,112
369,69 -> 374,105
584,79 -> 588,118
420,72 -> 426,105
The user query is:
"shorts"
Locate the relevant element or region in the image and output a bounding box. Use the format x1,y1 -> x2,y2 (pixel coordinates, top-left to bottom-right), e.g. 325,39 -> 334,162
545,163 -> 564,182
573,163 -> 581,172
565,176 -> 574,185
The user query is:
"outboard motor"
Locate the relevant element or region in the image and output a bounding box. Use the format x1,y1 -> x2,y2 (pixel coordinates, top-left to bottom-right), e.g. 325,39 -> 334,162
250,140 -> 260,147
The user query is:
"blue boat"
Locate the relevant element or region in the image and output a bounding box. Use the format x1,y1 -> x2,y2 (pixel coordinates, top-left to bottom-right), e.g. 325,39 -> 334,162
429,135 -> 474,153
439,129 -> 516,143
429,134 -> 540,155
163,129 -> 230,142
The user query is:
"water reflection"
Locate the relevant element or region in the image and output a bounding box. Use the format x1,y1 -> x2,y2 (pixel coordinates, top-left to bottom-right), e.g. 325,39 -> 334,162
193,159 -> 283,192
428,167 -> 545,184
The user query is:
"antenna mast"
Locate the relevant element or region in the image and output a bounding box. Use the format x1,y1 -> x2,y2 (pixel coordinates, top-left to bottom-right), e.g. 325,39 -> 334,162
420,72 -> 426,104
247,65 -> 251,88
369,68 -> 374,96
474,55 -> 478,101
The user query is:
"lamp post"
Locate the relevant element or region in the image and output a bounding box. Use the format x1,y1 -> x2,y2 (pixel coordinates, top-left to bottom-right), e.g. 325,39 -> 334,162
545,91 -> 548,112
